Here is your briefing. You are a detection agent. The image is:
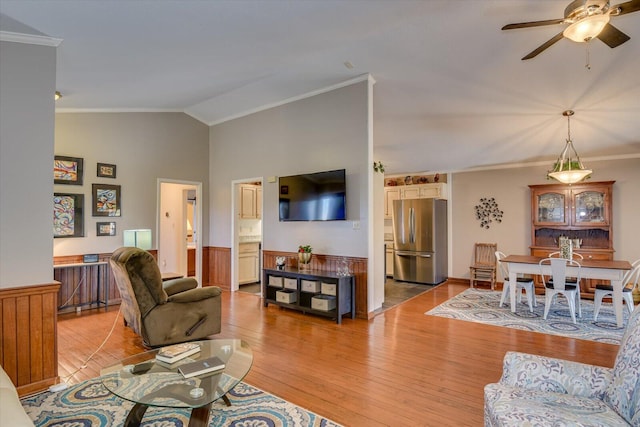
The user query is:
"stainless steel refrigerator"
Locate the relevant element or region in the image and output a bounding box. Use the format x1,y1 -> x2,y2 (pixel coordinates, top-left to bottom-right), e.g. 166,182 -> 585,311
392,198 -> 447,284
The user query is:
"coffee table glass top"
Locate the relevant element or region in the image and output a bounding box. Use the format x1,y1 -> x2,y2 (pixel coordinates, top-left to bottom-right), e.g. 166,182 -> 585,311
100,339 -> 252,409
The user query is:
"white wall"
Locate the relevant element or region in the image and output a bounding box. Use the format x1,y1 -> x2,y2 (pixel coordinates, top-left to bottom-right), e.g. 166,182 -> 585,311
54,113 -> 209,256
450,157 -> 640,279
209,81 -> 370,257
0,40 -> 57,288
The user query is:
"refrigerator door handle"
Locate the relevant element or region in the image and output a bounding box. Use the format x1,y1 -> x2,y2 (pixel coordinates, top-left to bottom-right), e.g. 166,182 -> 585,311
409,207 -> 415,244
417,253 -> 432,258
395,251 -> 417,257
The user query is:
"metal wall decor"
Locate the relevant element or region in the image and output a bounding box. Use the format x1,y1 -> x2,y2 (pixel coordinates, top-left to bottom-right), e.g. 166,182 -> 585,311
474,197 -> 503,229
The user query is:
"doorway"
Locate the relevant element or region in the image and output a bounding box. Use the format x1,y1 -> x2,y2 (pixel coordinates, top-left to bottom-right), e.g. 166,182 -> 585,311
157,179 -> 203,285
231,177 -> 263,294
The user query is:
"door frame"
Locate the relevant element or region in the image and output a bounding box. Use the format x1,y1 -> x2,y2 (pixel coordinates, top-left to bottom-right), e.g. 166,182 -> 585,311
157,178 -> 203,285
230,176 -> 263,292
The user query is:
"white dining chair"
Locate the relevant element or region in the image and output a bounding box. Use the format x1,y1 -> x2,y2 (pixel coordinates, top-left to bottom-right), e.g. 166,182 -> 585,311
593,259 -> 640,321
496,251 -> 536,312
539,257 -> 582,324
547,251 -> 582,285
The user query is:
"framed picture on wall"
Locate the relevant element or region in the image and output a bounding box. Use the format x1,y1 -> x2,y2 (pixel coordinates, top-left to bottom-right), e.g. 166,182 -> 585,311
96,221 -> 116,236
97,163 -> 117,178
54,155 -> 84,185
54,193 -> 84,238
92,184 -> 121,217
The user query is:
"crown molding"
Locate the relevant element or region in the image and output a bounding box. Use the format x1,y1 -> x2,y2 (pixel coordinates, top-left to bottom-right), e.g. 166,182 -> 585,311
0,31 -> 62,47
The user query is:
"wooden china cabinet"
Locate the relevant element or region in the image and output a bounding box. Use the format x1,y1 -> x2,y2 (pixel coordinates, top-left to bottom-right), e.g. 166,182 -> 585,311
529,181 -> 615,299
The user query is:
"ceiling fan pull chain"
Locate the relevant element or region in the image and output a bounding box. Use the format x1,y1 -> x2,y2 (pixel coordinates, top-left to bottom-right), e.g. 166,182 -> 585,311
585,43 -> 591,70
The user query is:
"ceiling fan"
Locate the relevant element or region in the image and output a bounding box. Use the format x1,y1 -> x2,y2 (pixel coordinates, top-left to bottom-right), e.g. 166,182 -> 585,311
502,0 -> 640,60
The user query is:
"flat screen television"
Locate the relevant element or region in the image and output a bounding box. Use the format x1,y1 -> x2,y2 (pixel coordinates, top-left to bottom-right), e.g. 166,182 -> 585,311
279,169 -> 346,221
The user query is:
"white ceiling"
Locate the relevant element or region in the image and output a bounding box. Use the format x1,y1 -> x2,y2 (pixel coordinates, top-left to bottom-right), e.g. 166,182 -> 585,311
1,0 -> 639,175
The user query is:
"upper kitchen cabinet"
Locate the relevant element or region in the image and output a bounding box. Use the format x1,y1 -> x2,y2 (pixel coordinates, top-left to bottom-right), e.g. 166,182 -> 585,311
239,183 -> 262,219
384,187 -> 401,219
384,183 -> 448,219
529,181 -> 614,258
401,183 -> 448,200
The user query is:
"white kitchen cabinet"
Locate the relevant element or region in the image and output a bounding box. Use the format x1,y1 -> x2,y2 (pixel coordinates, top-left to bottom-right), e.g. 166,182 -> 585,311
384,187 -> 401,219
239,242 -> 260,284
401,183 -> 448,200
385,243 -> 394,277
239,184 -> 262,219
384,183 -> 448,219
256,186 -> 262,219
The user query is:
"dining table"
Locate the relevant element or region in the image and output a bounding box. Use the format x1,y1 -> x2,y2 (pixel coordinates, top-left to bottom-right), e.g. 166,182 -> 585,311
502,255 -> 632,327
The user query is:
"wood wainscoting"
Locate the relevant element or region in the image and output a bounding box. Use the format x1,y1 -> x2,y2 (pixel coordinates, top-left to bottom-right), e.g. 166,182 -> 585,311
207,246 -> 231,290
262,250 -> 368,318
0,283 -> 60,396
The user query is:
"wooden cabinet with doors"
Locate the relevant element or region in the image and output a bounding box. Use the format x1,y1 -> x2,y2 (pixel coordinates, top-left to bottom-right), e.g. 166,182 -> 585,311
239,242 -> 260,284
529,181 -> 615,299
384,187 -> 401,219
400,183 -> 448,200
239,184 -> 261,219
384,183 -> 448,219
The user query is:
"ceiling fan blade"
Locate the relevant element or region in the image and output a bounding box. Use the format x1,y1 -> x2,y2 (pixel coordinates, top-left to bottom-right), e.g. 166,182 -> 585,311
502,19 -> 565,30
597,23 -> 631,47
522,32 -> 565,60
610,0 -> 640,15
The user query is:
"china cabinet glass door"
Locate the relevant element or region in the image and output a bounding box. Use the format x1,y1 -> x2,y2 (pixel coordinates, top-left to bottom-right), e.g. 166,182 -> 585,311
573,189 -> 609,226
535,191 -> 567,225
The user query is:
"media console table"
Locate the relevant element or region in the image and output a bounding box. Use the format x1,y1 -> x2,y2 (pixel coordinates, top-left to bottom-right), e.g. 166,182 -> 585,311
53,261 -> 110,312
263,268 -> 355,324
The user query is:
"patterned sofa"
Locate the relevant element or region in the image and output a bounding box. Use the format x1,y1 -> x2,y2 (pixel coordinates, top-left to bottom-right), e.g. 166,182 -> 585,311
0,365 -> 34,426
484,303 -> 640,426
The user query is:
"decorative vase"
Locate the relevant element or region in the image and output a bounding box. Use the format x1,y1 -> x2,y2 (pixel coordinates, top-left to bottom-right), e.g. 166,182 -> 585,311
298,252 -> 312,265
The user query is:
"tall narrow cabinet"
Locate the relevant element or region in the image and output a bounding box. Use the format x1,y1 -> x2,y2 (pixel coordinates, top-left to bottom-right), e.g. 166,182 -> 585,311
529,181 -> 615,298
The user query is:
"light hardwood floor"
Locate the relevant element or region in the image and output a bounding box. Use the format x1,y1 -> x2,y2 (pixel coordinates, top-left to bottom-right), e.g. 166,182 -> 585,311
57,282 -> 619,426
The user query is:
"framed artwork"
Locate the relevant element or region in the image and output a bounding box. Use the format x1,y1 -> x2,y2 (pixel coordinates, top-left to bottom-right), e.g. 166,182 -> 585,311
96,221 -> 116,236
92,184 -> 121,217
54,155 -> 84,185
280,185 -> 289,195
97,163 -> 117,178
53,193 -> 84,238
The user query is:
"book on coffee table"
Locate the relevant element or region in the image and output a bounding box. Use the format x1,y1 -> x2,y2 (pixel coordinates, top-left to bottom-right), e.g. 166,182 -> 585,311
178,356 -> 226,379
155,343 -> 201,364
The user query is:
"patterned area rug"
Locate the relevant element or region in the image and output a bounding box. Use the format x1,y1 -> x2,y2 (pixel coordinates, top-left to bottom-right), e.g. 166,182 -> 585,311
425,288 -> 629,345
21,378 -> 341,427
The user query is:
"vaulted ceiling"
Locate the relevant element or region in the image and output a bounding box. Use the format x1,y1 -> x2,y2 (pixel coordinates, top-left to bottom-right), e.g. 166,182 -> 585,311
1,0 -> 638,174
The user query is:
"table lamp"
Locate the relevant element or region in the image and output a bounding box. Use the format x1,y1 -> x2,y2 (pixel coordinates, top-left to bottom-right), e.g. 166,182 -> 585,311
123,229 -> 152,250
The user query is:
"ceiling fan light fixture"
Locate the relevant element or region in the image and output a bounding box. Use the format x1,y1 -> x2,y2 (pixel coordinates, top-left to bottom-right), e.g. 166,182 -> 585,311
547,110 -> 592,184
563,14 -> 610,42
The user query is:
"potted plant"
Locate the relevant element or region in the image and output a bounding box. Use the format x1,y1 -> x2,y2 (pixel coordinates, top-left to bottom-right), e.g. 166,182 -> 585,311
298,245 -> 312,265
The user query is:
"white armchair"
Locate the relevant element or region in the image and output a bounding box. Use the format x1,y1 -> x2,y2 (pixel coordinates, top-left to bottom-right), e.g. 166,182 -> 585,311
484,303 -> 640,426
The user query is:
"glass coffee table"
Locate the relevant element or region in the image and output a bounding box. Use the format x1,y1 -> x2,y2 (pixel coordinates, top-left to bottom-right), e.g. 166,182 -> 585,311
100,339 -> 252,427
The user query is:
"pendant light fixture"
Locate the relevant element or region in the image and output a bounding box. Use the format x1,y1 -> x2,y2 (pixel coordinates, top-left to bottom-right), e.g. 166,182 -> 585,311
547,110 -> 592,184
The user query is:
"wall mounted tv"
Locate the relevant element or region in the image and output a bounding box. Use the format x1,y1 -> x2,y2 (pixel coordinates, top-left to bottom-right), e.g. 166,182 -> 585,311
279,169 -> 346,221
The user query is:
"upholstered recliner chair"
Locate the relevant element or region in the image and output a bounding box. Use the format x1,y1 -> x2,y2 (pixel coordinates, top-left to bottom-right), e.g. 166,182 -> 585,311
484,302 -> 640,426
110,247 -> 222,347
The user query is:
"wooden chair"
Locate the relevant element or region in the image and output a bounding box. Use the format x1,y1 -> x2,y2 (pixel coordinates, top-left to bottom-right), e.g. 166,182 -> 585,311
469,243 -> 497,289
